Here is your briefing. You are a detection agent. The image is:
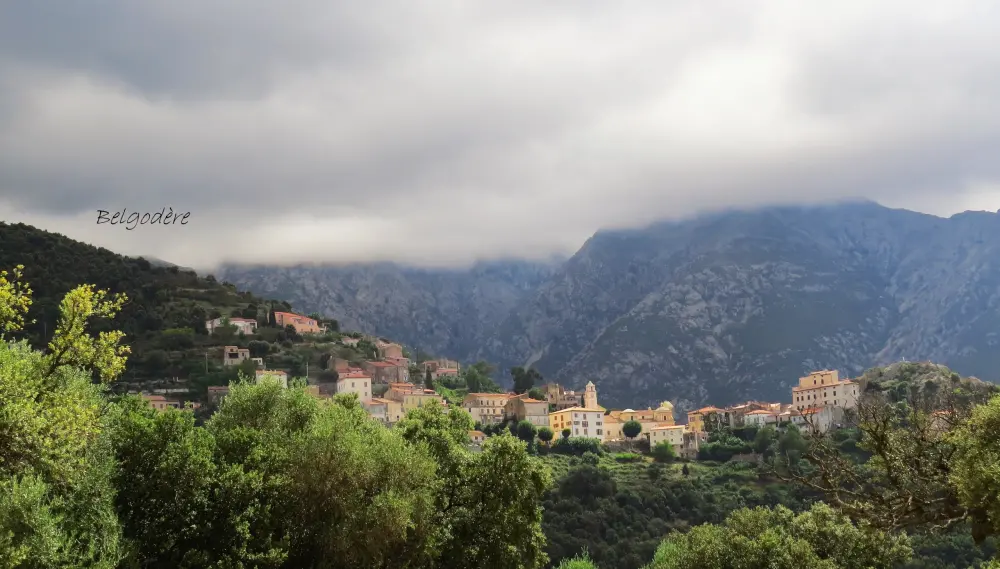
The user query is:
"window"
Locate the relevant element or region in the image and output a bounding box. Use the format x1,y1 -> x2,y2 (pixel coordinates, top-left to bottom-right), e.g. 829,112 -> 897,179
597,429 -> 603,436
574,421 -> 580,425
352,382 -> 355,388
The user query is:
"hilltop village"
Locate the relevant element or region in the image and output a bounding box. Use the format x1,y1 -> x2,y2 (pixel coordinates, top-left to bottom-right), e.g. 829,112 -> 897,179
138,310 -> 866,459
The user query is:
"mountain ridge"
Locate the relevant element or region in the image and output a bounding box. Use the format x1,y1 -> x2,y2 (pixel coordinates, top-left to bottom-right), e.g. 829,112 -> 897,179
221,202 -> 1000,411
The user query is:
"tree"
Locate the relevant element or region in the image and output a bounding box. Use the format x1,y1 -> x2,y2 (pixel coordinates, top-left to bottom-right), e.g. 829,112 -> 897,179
623,420 -> 642,441
652,441 -> 676,463
538,427 -> 554,445
511,366 -> 543,395
753,424 -> 777,455
516,420 -> 538,444
425,367 -> 434,390
562,428 -> 571,440
950,393 -> 1000,543
0,268 -> 125,567
645,503 -> 911,569
528,387 -> 546,401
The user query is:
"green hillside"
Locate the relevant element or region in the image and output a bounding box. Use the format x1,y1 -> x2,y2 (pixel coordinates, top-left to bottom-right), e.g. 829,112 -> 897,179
0,222 -> 353,397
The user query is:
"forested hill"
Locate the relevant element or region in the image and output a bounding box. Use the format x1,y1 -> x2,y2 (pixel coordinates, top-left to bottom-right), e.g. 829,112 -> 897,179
0,222 -> 292,382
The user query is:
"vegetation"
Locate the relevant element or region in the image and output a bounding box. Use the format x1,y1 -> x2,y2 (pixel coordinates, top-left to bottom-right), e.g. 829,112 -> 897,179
5,260 -> 1000,569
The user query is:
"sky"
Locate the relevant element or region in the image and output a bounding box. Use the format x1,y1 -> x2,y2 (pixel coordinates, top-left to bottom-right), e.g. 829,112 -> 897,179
1,2 -> 999,271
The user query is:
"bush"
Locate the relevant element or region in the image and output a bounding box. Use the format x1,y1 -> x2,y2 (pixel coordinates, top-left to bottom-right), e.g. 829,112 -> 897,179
551,437 -> 605,456
614,452 -> 643,463
652,441 -> 677,463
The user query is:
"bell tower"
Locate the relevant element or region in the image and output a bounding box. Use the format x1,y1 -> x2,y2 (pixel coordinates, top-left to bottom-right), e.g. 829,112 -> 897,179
584,381 -> 598,409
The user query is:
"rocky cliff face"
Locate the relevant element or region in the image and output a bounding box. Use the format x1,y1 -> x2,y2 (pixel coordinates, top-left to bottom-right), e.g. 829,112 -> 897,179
217,260 -> 559,360
221,202 -> 1000,411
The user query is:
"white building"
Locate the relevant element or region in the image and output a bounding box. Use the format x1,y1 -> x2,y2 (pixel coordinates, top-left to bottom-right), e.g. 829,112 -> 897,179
792,370 -> 859,411
744,409 -> 778,427
549,407 -> 605,439
207,317 -> 258,335
649,425 -> 687,455
336,371 -> 372,402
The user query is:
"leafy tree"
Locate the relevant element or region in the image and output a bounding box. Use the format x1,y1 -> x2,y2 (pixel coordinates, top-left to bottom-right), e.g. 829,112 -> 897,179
0,269 -> 125,567
538,427 -> 554,445
528,387 -> 546,401
623,420 -> 642,441
555,553 -> 599,568
950,394 -> 1000,544
652,441 -> 677,463
511,366 -> 543,395
562,428 -> 571,440
517,420 -> 538,444
753,424 -> 777,455
396,403 -> 551,568
644,503 -> 911,569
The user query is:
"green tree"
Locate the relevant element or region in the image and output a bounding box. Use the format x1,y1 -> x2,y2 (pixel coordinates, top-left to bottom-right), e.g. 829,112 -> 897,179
0,269 -> 125,567
753,424 -> 777,455
517,420 -> 538,444
511,366 -> 543,395
652,441 -> 676,463
528,387 -> 546,401
425,367 -> 434,390
538,427 -> 554,445
950,394 -> 1000,545
644,503 -> 911,569
623,420 -> 642,441
562,428 -> 571,440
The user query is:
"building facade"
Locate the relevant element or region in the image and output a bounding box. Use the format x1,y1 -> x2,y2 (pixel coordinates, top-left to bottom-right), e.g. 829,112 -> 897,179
549,407 -> 605,439
336,371 -> 372,402
649,425 -> 687,454
273,311 -> 325,335
207,317 -> 258,335
505,394 -> 549,427
792,370 -> 859,411
222,346 -> 251,366
462,393 -> 510,425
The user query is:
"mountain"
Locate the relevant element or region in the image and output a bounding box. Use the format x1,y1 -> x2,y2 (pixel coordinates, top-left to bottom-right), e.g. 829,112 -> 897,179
217,260 -> 560,360
219,201 -> 1000,411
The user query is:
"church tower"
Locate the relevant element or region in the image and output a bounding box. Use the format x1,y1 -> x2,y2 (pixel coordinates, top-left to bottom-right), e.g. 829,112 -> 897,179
584,381 -> 598,409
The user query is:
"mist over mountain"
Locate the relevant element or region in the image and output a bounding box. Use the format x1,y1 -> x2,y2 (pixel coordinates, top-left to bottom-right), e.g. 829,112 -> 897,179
221,201 -> 1000,411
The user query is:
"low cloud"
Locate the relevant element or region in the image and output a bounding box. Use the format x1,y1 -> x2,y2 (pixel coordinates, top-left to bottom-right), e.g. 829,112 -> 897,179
1,1 -> 998,270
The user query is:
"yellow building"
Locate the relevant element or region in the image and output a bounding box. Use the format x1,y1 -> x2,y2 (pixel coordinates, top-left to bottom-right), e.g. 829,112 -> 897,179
402,390 -> 444,412
462,393 -> 510,425
363,397 -> 404,425
550,407 -> 605,439
792,370 -> 859,411
686,406 -> 723,432
649,425 -> 687,454
603,414 -> 622,441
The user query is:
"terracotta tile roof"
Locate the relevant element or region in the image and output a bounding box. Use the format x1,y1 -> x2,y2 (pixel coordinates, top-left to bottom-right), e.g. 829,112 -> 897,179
801,407 -> 823,415
467,393 -> 509,398
339,371 -> 370,379
469,430 -> 485,437
692,406 -> 722,414
551,406 -> 603,413
746,410 -> 775,415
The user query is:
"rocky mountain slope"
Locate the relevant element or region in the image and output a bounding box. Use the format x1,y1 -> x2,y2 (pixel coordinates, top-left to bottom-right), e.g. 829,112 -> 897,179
217,260 -> 560,360
220,201 -> 1000,410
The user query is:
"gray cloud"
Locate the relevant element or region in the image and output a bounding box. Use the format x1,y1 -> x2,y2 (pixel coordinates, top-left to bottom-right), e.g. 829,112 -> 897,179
1,1 -> 999,270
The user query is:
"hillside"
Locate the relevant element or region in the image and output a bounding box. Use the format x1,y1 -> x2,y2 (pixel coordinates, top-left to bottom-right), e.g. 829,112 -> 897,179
0,222 -> 345,395
218,259 -> 560,361
220,201 -> 1000,411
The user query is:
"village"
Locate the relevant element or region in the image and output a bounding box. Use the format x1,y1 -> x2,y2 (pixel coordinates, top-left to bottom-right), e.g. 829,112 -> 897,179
139,310 -> 865,459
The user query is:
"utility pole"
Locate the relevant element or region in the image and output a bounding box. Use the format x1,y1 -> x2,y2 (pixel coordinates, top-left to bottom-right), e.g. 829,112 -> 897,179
205,352 -> 208,374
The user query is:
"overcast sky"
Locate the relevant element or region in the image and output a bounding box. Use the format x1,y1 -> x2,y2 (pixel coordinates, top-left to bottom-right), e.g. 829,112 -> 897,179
1,2 -> 999,270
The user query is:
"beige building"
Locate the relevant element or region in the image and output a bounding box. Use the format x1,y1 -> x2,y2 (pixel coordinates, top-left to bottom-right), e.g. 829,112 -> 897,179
385,382 -> 444,411
273,311 -> 325,335
686,406 -> 723,432
469,430 -> 486,446
362,360 -> 409,384
583,381 -> 599,409
222,346 -> 251,366
744,409 -> 778,427
207,385 -> 230,404
336,371 -> 372,402
602,414 -> 622,441
649,425 -> 687,454
549,407 -> 605,439
799,406 -> 845,433
505,394 -> 549,427
255,369 -> 288,388
376,341 -> 404,359
543,383 -> 583,410
792,370 -> 859,411
462,393 -> 510,426
363,398 -> 404,425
